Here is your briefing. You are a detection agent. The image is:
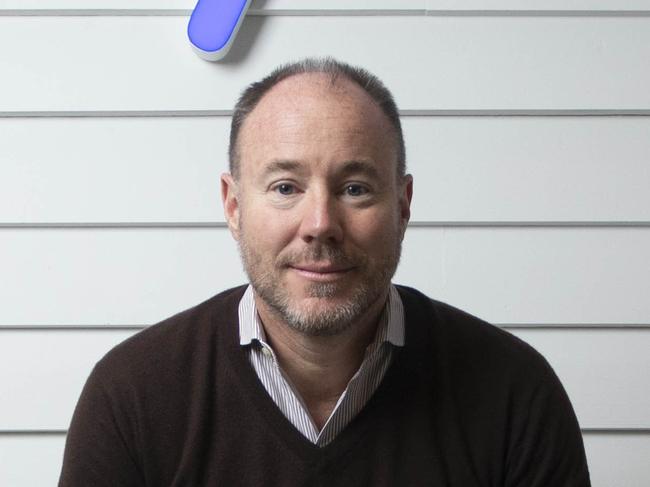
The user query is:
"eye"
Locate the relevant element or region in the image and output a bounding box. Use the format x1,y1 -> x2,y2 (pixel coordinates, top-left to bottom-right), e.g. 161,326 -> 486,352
274,183 -> 296,195
344,184 -> 369,197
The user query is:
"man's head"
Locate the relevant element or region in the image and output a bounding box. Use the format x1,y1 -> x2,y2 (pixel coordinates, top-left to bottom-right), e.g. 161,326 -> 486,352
228,58 -> 406,180
222,58 -> 412,337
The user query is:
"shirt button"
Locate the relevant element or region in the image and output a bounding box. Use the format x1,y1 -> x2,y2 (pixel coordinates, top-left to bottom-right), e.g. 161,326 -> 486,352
262,347 -> 273,357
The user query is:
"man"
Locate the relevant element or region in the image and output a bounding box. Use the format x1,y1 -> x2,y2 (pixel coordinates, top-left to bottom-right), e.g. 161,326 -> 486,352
59,58 -> 590,486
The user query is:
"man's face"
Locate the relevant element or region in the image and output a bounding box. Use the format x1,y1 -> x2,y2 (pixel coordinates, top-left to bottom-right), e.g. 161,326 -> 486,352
222,73 -> 412,336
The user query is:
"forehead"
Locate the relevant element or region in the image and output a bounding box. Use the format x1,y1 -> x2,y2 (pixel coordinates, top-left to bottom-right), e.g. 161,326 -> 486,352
249,72 -> 381,119
236,73 -> 396,177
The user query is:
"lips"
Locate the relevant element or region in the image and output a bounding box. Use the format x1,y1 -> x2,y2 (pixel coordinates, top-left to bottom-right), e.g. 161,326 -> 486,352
288,263 -> 354,282
291,263 -> 352,273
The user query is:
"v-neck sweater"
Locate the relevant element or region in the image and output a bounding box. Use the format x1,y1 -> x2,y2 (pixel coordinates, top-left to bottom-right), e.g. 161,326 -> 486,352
59,285 -> 590,487
238,284 -> 405,446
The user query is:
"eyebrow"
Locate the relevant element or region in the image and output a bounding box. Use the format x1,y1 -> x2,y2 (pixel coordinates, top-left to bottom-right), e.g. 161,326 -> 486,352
261,160 -> 303,177
260,159 -> 381,179
338,160 -> 381,180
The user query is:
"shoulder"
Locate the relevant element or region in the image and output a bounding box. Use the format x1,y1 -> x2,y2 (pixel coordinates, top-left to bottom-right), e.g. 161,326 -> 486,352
394,286 -> 590,482
395,285 -> 555,385
92,285 -> 247,386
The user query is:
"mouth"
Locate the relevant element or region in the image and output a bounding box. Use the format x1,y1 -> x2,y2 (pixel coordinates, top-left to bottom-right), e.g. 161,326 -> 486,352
288,263 -> 354,282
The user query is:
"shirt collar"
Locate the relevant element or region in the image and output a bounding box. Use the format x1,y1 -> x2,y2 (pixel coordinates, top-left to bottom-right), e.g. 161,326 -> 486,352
238,284 -> 405,347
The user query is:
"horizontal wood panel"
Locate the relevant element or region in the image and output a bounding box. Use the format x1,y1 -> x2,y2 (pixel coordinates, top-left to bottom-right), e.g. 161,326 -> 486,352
0,432 -> 647,487
582,433 -> 650,487
0,228 -> 246,326
0,330 -> 134,430
0,435 -> 65,487
426,0 -> 650,12
1,0 -> 647,13
2,116 -> 649,223
514,329 -> 650,430
431,227 -> 650,324
0,0 -> 424,12
0,17 -> 649,112
1,227 -> 648,325
407,116 -> 650,222
0,329 -> 648,430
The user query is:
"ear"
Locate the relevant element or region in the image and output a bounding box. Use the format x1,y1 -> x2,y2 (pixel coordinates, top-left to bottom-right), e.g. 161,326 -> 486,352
398,174 -> 413,236
221,172 -> 241,240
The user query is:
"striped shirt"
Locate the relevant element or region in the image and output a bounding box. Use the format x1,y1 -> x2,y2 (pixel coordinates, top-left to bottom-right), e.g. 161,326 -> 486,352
238,284 -> 405,447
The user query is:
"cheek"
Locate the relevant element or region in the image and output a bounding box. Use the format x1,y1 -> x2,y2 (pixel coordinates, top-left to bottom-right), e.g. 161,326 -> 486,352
353,208 -> 401,240
242,213 -> 295,255
357,214 -> 403,260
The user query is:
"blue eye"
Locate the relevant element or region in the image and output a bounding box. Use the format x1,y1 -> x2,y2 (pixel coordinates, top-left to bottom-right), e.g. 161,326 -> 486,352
276,183 -> 295,195
345,184 -> 368,197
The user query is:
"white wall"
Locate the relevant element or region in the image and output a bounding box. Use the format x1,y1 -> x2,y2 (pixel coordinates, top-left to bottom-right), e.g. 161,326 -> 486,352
1,1 -> 649,485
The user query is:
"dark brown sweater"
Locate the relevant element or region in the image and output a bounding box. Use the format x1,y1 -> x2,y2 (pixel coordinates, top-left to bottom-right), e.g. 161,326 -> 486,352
59,285 -> 590,486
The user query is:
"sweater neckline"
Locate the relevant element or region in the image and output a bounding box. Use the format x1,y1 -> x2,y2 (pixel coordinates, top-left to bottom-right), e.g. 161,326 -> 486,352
216,285 -> 427,463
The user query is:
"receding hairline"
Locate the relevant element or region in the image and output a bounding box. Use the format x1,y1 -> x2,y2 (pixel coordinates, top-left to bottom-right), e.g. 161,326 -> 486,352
228,57 -> 406,180
245,70 -> 380,111
236,72 -> 398,167
241,70 -> 380,120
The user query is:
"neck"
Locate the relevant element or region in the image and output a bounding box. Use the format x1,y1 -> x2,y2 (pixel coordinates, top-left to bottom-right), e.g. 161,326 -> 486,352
254,290 -> 389,429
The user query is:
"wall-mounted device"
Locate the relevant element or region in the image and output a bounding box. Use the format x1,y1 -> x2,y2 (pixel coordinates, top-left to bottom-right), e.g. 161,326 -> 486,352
188,0 -> 252,61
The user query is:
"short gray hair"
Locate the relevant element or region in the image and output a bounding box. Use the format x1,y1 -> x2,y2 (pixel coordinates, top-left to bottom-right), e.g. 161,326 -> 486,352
228,57 -> 406,179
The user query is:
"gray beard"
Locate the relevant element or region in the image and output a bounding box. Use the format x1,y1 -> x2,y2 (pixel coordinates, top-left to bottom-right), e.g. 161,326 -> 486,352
238,240 -> 400,337
255,278 -> 374,337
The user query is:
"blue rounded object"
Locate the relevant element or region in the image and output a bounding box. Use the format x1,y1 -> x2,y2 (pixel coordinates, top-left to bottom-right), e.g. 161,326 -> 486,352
188,0 -> 252,61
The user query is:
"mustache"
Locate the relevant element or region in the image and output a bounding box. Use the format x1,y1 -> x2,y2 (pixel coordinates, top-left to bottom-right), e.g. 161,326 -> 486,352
277,245 -> 361,267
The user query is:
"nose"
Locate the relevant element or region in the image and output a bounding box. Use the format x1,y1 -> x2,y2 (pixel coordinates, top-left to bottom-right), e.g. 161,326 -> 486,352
297,190 -> 343,244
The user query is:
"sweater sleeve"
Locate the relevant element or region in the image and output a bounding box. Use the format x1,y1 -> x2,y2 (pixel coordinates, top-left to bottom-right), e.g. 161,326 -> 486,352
58,364 -> 144,487
505,363 -> 591,487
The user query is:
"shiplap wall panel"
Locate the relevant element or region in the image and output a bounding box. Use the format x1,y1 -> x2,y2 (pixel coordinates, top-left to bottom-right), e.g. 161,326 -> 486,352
1,433 -> 648,487
1,17 -> 650,112
0,0 -> 425,11
582,433 -> 650,487
0,330 -> 134,430
426,0 -> 650,11
0,228 -> 246,326
1,227 -> 648,326
0,117 -> 228,224
514,329 -> 650,429
2,116 -> 650,224
1,329 -> 648,429
0,435 -> 65,487
1,0 -> 647,12
400,117 -> 650,222
428,227 -> 650,325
